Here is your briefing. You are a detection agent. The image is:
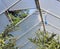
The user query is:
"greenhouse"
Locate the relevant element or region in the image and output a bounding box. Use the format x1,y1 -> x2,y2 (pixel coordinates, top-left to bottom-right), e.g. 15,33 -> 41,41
0,0 -> 60,49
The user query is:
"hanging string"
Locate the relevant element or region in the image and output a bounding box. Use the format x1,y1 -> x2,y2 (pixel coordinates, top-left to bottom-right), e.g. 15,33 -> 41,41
45,13 -> 48,25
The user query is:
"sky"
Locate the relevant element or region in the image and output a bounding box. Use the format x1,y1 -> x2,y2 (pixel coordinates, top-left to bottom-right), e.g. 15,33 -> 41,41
28,9 -> 36,15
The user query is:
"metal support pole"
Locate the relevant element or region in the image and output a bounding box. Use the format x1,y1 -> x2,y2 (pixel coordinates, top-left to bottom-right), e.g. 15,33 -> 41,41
35,0 -> 46,33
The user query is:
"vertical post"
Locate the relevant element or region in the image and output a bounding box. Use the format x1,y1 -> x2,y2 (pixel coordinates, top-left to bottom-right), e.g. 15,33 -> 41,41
5,11 -> 13,23
35,0 -> 46,33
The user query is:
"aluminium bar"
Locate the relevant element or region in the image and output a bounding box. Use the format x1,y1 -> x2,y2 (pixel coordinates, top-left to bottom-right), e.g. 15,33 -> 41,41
41,8 -> 60,20
0,0 -> 21,15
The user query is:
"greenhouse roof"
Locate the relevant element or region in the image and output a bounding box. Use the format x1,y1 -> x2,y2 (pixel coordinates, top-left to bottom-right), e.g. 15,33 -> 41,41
0,0 -> 60,49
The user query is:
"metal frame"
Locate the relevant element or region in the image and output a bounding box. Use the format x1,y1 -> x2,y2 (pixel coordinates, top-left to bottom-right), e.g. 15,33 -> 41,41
35,0 -> 46,33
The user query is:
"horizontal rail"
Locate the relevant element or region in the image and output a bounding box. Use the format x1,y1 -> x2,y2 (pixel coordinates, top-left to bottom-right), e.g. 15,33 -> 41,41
18,41 -> 29,48
0,0 -> 21,15
18,22 -> 60,49
18,36 -> 36,49
41,8 -> 60,19
15,8 -> 60,27
15,10 -> 37,26
16,22 -> 41,40
46,22 -> 60,31
13,21 -> 60,41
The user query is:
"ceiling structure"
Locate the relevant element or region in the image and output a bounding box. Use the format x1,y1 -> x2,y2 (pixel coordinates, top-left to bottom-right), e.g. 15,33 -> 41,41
0,0 -> 60,49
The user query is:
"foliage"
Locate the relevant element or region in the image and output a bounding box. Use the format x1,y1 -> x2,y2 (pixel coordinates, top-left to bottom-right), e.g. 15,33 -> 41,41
8,13 -> 20,24
1,10 -> 29,49
29,29 -> 60,49
0,23 -> 18,49
8,10 -> 29,24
